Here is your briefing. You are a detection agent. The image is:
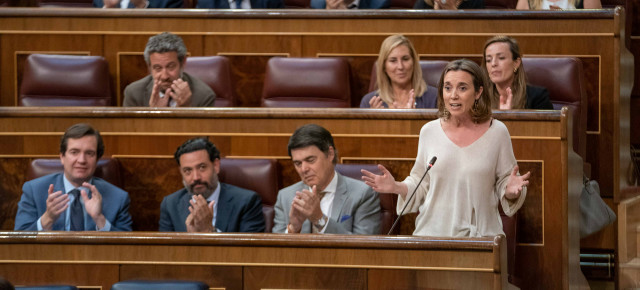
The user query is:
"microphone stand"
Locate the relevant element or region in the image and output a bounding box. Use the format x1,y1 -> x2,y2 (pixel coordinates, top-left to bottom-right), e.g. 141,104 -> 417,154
387,156 -> 437,235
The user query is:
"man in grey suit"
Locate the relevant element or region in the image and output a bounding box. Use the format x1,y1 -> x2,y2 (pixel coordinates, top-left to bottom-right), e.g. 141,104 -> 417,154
123,32 -> 216,107
159,138 -> 265,233
273,124 -> 381,234
14,123 -> 132,231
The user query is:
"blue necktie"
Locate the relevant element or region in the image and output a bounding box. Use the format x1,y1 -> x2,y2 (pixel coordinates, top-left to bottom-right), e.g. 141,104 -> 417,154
69,189 -> 84,231
235,0 -> 242,8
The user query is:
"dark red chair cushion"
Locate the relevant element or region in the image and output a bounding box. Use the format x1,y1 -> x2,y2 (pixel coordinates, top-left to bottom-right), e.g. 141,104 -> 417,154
184,56 -> 235,107
262,57 -> 351,108
219,158 -> 279,232
19,54 -> 112,106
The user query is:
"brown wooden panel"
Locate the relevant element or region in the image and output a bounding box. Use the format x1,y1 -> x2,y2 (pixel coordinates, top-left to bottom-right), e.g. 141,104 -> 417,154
517,161 -> 543,244
120,264 -> 242,290
244,267 -> 367,290
368,269 -> 497,290
0,158 -> 29,230
117,54 -> 148,106
0,264 -> 118,289
223,55 -> 281,107
120,158 -> 182,231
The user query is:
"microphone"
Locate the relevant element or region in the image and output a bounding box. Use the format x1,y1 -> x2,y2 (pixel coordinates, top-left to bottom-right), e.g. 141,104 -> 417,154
387,156 -> 437,235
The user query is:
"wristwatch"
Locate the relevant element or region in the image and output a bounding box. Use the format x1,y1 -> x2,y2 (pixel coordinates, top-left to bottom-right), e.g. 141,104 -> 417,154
313,215 -> 328,231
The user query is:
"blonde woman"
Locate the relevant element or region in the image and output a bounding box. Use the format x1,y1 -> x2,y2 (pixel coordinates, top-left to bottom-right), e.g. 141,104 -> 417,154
361,34 -> 437,109
516,0 -> 601,9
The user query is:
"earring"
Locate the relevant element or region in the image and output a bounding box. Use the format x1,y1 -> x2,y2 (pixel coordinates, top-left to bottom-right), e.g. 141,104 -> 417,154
514,67 -> 518,73
473,99 -> 479,112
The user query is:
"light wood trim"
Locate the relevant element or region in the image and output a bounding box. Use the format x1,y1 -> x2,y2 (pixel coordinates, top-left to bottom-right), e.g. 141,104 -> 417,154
618,194 -> 640,263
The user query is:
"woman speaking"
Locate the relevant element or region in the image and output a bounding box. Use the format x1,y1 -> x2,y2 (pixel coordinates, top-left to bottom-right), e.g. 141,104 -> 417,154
362,59 -> 529,237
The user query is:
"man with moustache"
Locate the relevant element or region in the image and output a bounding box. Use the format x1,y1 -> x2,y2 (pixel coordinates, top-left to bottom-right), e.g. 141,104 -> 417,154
14,123 -> 132,231
159,138 -> 265,232
123,32 -> 216,107
273,124 -> 381,234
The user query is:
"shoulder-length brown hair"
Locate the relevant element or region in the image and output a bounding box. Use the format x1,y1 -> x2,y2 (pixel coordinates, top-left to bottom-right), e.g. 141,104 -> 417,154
436,59 -> 492,123
376,34 -> 427,106
482,35 -> 527,109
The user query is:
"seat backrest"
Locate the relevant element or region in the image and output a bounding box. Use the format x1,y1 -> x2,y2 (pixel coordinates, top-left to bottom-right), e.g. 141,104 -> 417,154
388,0 -> 415,8
19,54 -> 112,106
261,57 -> 351,108
27,158 -> 123,189
335,163 -> 396,235
522,57 -> 587,160
38,0 -> 92,7
283,0 -> 309,8
218,158 -> 279,232
367,60 -> 448,93
483,0 -> 516,8
111,280 -> 207,290
184,56 -> 235,107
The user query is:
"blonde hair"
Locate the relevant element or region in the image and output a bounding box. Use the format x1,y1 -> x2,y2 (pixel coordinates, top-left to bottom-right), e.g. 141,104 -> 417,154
376,34 -> 427,106
527,0 -> 576,9
436,59 -> 492,123
482,35 -> 527,109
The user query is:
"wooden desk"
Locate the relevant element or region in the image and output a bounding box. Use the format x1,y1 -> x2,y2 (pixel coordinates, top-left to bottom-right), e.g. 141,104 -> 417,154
0,232 -> 508,289
0,107 -> 586,289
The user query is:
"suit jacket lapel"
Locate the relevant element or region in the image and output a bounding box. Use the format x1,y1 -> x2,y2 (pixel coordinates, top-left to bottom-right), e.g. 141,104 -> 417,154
52,174 -> 67,231
216,184 -> 234,232
177,192 -> 192,232
144,76 -> 154,106
330,174 -> 347,223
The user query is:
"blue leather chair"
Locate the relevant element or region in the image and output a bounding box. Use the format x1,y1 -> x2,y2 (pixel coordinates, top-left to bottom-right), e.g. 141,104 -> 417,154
111,280 -> 207,290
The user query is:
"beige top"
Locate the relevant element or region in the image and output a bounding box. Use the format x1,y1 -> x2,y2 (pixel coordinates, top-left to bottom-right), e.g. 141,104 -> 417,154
399,118 -> 526,238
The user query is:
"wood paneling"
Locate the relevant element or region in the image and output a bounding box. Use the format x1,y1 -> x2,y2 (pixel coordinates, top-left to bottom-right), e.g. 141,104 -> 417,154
0,232 -> 507,289
244,267 -> 367,290
0,9 -> 632,210
0,107 -> 585,289
0,264 -> 118,289
120,265 -> 243,290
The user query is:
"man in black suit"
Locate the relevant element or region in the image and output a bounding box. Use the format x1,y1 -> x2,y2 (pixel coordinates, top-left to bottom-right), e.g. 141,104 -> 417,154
196,0 -> 284,8
93,0 -> 183,8
159,138 -> 265,233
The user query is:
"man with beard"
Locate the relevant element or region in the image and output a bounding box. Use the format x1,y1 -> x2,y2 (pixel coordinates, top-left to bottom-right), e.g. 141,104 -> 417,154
123,32 -> 216,107
159,138 -> 265,232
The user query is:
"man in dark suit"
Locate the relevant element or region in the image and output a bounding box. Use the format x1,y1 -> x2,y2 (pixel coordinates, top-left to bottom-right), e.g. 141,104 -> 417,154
311,0 -> 388,9
123,32 -> 216,108
93,0 -> 183,8
159,138 -> 265,233
273,124 -> 381,234
196,0 -> 283,8
14,123 -> 132,231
